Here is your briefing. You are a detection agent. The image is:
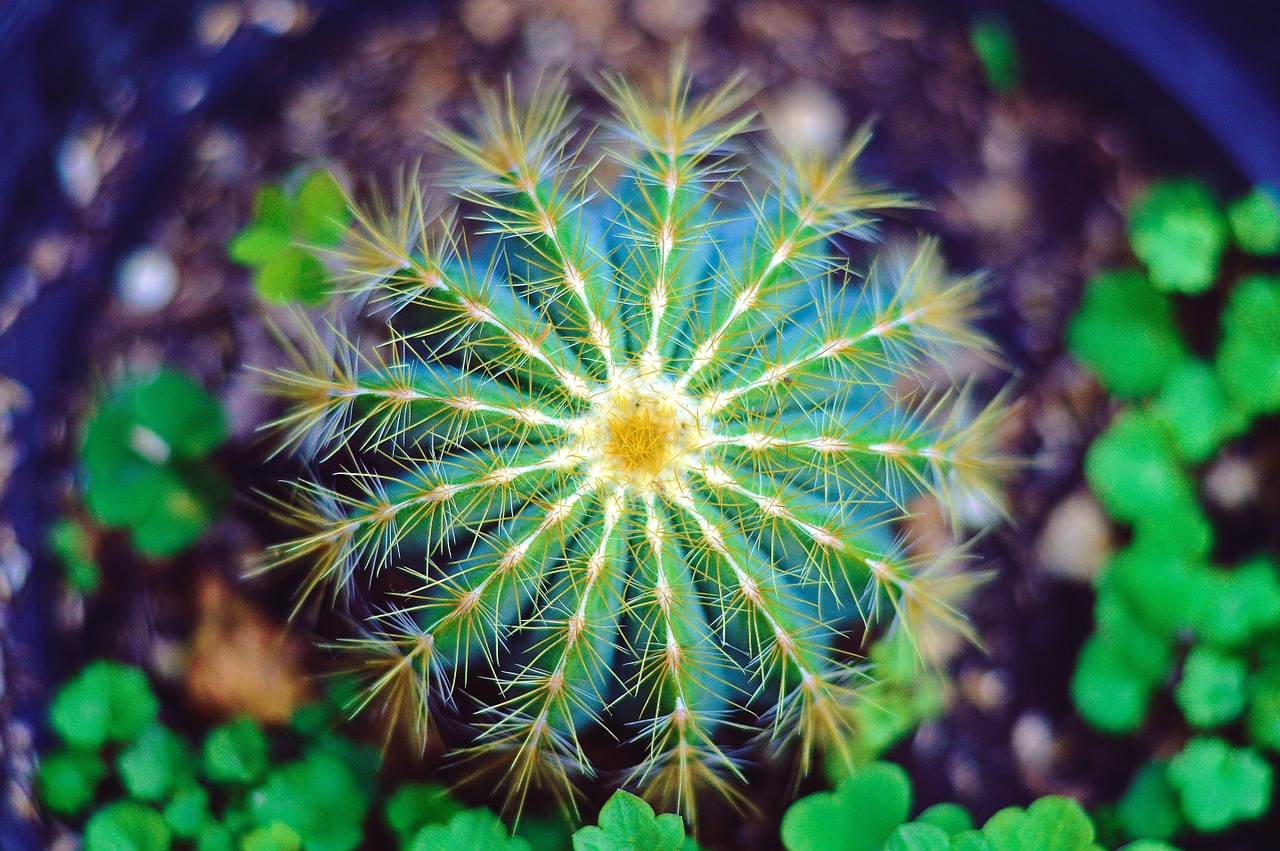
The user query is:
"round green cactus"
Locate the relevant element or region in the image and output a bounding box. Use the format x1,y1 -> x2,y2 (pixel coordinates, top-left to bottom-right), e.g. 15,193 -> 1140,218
265,70 -> 1007,819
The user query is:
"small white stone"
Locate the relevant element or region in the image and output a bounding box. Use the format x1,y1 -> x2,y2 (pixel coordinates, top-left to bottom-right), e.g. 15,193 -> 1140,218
1036,489 -> 1113,582
765,84 -> 847,156
0,524 -> 31,603
117,247 -> 179,313
1011,712 -> 1055,776
197,3 -> 243,50
56,136 -> 100,208
168,72 -> 209,114
250,0 -> 303,35
1204,454 -> 1258,512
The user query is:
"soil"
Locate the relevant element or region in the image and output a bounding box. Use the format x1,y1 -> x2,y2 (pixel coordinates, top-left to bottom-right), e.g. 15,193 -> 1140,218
17,0 -> 1279,849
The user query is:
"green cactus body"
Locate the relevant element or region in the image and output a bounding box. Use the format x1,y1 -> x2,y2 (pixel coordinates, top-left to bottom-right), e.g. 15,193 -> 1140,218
266,70 -> 1005,820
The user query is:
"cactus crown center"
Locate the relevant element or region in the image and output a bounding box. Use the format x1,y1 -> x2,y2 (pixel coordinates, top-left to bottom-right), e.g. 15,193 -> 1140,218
585,364 -> 707,489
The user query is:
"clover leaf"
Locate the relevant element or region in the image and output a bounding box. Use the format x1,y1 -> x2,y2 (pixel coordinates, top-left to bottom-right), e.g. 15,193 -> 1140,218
1227,187 -> 1280,255
969,14 -> 1021,94
1151,360 -> 1248,463
410,808 -> 532,851
118,724 -> 195,802
1067,270 -> 1189,398
1216,274 -> 1280,416
1174,646 -> 1247,729
1190,558 -> 1280,648
1166,737 -> 1272,832
81,368 -> 228,558
47,516 -> 101,594
1071,635 -> 1156,734
781,762 -> 912,851
229,170 -> 349,305
1247,666 -> 1280,752
385,782 -> 465,845
295,170 -> 349,246
250,750 -> 370,851
1083,410 -> 1195,527
1127,178 -> 1226,294
916,803 -> 974,837
36,749 -> 107,816
1092,591 -> 1173,682
572,791 -> 689,851
162,785 -> 210,839
84,800 -> 172,851
202,716 -> 269,787
1118,761 -> 1182,842
50,660 -> 160,750
244,823 -> 304,851
886,822 -> 952,851
197,823 -> 236,851
980,797 -> 1102,851
1102,533 -> 1208,638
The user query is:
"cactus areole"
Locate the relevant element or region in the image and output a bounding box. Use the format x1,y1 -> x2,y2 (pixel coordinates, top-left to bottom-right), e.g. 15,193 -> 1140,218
264,68 -> 1007,821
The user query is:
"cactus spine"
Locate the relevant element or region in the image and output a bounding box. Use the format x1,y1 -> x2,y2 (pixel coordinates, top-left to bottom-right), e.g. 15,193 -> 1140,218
265,68 -> 1006,821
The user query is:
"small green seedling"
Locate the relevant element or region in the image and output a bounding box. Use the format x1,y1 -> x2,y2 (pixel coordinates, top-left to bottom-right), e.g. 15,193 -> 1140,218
38,663 -> 406,851
1116,762 -> 1181,842
81,367 -> 228,557
1066,270 -> 1187,399
251,750 -> 371,851
1151,360 -> 1248,464
572,791 -> 695,851
1173,647 -> 1248,729
1227,187 -> 1280,256
780,761 -> 1182,851
163,784 -> 210,839
84,800 -> 172,851
781,762 -> 911,851
969,14 -> 1021,95
410,809 -> 533,851
1216,274 -> 1280,416
48,660 -> 160,752
202,716 -> 270,787
1127,178 -> 1226,294
37,750 -> 108,816
1166,737 -> 1272,833
229,169 -> 350,305
117,724 -> 196,802
1082,410 -> 1195,527
47,516 -> 101,594
385,783 -> 465,846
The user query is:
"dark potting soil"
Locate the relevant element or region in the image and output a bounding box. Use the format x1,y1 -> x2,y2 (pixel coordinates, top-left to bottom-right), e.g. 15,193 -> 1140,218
21,1 -> 1280,848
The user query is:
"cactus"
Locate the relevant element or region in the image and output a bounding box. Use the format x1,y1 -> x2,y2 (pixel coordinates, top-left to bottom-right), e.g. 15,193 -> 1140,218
264,68 -> 1007,821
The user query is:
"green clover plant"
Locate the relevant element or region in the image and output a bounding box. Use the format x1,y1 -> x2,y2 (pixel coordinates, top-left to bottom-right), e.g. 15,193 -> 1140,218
1126,178 -> 1226,294
969,14 -> 1021,95
779,761 -> 1182,851
229,169 -> 351,305
38,663 -> 396,851
1068,181 -> 1280,841
80,367 -> 229,557
47,516 -> 102,594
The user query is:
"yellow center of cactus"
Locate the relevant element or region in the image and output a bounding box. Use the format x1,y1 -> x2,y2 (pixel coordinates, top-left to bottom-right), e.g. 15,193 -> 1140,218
587,367 -> 706,489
